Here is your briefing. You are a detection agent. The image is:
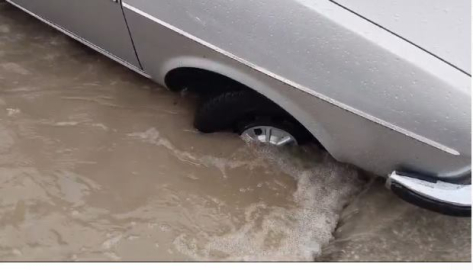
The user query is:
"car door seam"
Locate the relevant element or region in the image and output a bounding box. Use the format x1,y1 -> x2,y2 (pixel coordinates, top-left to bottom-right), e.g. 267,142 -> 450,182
119,0 -> 144,70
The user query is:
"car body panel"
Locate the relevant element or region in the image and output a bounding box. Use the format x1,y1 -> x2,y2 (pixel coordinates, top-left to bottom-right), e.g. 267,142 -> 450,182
334,0 -> 472,75
122,0 -> 471,178
9,0 -> 141,68
7,0 -> 471,181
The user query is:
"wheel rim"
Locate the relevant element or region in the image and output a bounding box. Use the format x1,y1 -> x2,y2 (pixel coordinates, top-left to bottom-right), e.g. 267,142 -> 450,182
241,126 -> 298,146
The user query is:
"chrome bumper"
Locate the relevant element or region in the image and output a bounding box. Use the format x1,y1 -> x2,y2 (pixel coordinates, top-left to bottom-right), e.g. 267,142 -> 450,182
387,171 -> 471,217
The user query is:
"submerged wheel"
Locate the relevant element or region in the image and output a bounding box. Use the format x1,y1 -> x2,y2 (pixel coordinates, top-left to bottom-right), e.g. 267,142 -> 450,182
194,88 -> 311,146
239,124 -> 298,146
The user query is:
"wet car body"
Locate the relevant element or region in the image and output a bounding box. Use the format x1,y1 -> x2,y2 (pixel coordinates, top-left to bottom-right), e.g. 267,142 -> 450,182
6,0 -> 471,215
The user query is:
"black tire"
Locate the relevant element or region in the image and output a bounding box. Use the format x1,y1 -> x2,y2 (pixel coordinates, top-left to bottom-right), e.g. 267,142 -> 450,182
193,88 -> 312,144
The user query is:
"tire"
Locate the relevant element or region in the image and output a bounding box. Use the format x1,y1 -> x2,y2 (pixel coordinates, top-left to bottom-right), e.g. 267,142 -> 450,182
193,88 -> 311,144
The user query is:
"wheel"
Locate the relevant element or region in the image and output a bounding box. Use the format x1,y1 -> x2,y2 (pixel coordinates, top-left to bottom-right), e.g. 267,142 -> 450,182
237,119 -> 302,146
194,88 -> 311,146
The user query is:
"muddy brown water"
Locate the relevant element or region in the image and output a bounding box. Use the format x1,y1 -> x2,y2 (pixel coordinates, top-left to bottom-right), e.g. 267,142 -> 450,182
0,2 -> 470,261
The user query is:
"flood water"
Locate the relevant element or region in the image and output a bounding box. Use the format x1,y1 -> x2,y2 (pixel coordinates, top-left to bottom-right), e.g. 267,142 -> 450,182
0,3 -> 367,261
0,2 -> 470,262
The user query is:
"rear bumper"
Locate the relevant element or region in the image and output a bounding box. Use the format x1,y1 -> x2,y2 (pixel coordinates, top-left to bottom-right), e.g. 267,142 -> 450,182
387,171 -> 471,217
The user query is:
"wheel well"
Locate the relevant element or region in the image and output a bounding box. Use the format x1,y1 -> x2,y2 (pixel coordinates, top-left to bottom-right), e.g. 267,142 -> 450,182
165,67 -> 250,94
164,67 -> 321,147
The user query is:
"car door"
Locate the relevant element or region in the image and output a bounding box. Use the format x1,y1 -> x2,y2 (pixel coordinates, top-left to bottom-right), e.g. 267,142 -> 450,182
8,0 -> 141,69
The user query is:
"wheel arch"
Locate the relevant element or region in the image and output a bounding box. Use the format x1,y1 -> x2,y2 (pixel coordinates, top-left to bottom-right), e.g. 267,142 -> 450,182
160,56 -> 335,152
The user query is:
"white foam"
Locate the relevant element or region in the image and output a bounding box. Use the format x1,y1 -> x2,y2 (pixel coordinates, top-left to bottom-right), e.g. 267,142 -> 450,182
102,235 -> 123,250
174,144 -> 364,261
128,128 -> 364,261
128,128 -> 264,177
6,108 -> 20,116
54,121 -> 80,127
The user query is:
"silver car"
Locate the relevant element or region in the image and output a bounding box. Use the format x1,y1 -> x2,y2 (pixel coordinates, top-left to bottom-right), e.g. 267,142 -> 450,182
6,0 -> 471,216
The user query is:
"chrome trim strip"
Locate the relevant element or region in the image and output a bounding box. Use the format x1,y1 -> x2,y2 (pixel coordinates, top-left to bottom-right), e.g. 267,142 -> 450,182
122,2 -> 460,156
7,0 -> 151,79
388,171 -> 471,207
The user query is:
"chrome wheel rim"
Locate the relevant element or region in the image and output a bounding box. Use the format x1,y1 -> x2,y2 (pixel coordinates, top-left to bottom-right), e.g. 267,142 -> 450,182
241,126 -> 298,146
